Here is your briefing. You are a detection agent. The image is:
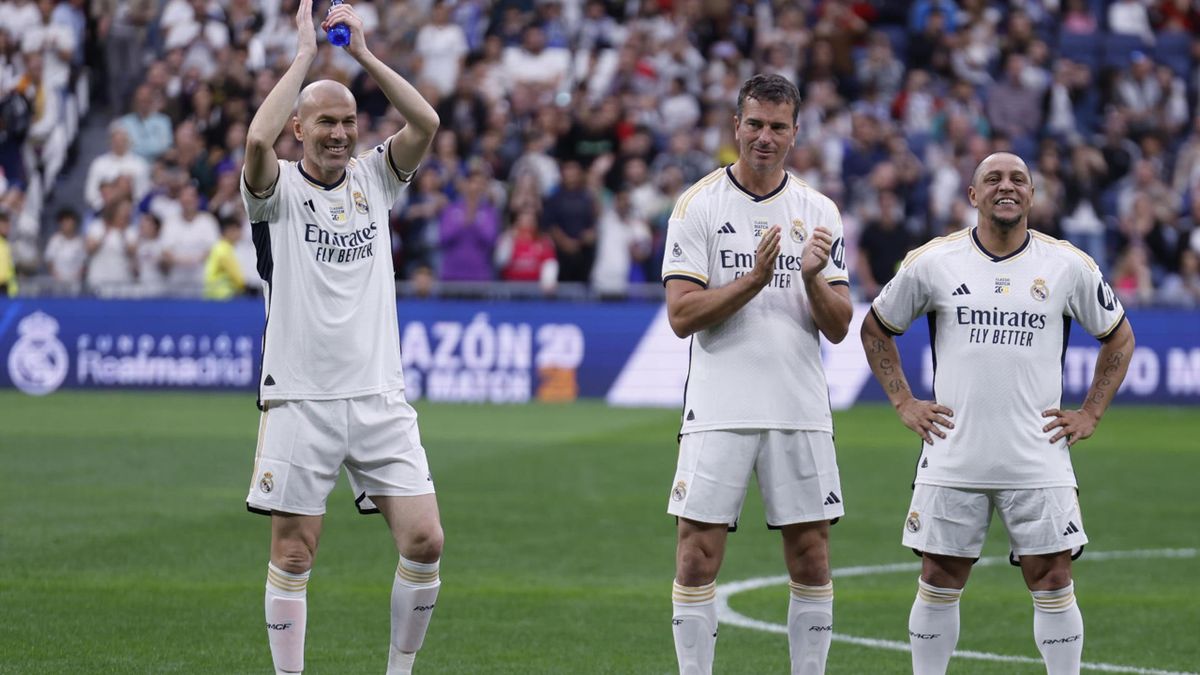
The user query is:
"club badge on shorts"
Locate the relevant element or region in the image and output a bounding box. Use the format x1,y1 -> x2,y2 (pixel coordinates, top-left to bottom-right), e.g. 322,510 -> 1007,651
906,511 -> 921,533
672,480 -> 687,502
260,472 -> 275,494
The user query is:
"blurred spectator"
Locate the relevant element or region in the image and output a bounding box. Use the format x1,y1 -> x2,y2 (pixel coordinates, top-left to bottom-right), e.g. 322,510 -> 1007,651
119,85 -> 173,161
438,161 -> 499,282
502,25 -> 570,103
1171,116 -> 1200,196
85,123 -> 150,212
1159,248 -> 1200,307
1155,0 -> 1200,33
44,207 -> 85,286
857,32 -> 904,104
16,49 -> 68,189
857,191 -> 910,300
1060,0 -> 1098,35
414,0 -> 469,97
160,183 -> 218,288
495,207 -> 557,283
591,187 -> 650,297
1108,0 -> 1156,44
0,209 -> 15,296
394,169 -> 447,278
544,159 -> 597,283
133,210 -> 165,295
84,196 -> 135,292
985,53 -> 1042,147
1111,244 -> 1155,307
203,216 -> 244,299
1061,143 -> 1110,270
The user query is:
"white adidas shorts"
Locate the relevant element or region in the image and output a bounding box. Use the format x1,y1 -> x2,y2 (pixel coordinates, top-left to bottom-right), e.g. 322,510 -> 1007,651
902,484 -> 1087,559
667,429 -> 843,529
246,389 -> 434,516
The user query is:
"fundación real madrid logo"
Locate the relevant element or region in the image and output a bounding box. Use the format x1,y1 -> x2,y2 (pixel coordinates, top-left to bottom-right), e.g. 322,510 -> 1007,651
353,191 -> 369,214
7,311 -> 69,396
753,218 -> 769,238
906,511 -> 921,533
259,472 -> 275,494
672,480 -> 687,502
1031,277 -> 1049,302
329,204 -> 347,223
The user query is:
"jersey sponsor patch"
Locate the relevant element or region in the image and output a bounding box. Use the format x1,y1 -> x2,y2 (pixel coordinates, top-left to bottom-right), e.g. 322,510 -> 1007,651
1097,279 -> 1116,310
831,236 -> 846,270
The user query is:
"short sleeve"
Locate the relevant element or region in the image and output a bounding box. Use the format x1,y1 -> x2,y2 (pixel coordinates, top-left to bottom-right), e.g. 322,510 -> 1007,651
820,202 -> 849,286
661,198 -> 710,288
1066,254 -> 1125,339
240,160 -> 286,223
355,140 -> 411,207
870,254 -> 930,335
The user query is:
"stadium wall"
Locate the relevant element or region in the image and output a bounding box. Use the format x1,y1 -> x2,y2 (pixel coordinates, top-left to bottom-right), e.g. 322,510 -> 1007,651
1,299 -> 1198,406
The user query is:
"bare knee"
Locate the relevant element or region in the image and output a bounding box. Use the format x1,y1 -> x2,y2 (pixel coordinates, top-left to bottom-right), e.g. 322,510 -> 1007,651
401,524 -> 444,563
676,525 -> 725,586
921,554 -> 972,589
782,525 -> 830,584
272,536 -> 318,574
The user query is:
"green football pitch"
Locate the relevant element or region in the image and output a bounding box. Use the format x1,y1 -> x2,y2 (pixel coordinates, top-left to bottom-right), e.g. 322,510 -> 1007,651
1,392 -> 1196,674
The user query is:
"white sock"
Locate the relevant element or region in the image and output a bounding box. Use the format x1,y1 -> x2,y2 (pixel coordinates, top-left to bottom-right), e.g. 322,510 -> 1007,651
909,578 -> 961,675
1033,582 -> 1084,675
787,581 -> 833,675
265,562 -> 309,674
386,556 -> 441,675
672,580 -> 717,675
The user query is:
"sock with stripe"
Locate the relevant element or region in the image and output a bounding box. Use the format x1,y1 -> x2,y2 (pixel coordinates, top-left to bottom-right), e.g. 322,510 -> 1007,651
1032,582 -> 1083,675
387,556 -> 441,675
909,577 -> 961,675
672,580 -> 717,675
265,562 -> 309,675
787,581 -> 833,675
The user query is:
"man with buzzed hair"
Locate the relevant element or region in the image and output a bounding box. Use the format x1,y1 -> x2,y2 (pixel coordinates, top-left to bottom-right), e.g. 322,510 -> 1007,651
240,2 -> 441,673
861,152 -> 1135,675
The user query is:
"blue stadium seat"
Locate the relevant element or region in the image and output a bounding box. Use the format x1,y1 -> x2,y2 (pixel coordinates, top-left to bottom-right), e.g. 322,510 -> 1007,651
1153,32 -> 1193,79
1102,33 -> 1149,70
1058,32 -> 1100,70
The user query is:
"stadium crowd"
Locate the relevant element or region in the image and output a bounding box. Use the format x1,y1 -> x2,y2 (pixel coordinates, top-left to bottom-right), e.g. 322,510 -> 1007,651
1,0 -> 1199,306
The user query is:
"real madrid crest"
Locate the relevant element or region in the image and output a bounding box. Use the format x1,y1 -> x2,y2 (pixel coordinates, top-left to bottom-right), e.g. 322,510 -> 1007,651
906,510 -> 921,533
672,480 -> 687,502
790,219 -> 806,243
353,191 -> 369,214
672,242 -> 683,258
1030,277 -> 1049,302
260,472 -> 275,494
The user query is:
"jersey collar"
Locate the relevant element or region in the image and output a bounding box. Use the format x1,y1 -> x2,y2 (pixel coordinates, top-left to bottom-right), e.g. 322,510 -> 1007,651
298,162 -> 347,191
724,165 -> 788,202
970,226 -> 1030,262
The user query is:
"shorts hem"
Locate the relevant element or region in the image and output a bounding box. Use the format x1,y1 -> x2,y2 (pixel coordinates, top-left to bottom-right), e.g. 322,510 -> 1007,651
767,510 -> 844,528
903,543 -> 982,559
246,500 -> 326,517
668,509 -> 736,527
1011,539 -> 1088,557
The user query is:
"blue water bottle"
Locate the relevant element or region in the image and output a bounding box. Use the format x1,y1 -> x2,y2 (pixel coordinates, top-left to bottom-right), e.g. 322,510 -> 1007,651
326,0 -> 351,47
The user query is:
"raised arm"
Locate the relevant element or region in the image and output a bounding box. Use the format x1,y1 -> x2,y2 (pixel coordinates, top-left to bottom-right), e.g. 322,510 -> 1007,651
244,0 -> 317,195
327,4 -> 439,175
861,309 -> 954,445
665,226 -> 781,338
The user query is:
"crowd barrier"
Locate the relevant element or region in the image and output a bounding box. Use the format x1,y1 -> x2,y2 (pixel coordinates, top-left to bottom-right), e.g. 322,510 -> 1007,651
2,299 -> 1198,406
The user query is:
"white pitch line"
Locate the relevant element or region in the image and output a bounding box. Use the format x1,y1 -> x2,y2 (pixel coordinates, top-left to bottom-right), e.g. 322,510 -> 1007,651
715,548 -> 1198,675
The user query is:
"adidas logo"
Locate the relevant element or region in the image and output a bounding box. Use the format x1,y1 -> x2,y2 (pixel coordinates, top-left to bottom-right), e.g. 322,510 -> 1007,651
824,492 -> 841,506
951,283 -> 971,296
1063,521 -> 1080,536
717,222 -> 736,234
686,410 -> 695,421
920,458 -> 928,469
264,374 -> 276,386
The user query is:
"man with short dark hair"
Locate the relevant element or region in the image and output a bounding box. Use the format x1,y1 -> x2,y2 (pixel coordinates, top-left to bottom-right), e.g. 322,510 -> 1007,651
662,73 -> 853,674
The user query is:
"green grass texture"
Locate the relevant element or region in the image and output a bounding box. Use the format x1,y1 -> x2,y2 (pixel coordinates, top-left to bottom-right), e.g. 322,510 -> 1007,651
1,393 -> 1196,674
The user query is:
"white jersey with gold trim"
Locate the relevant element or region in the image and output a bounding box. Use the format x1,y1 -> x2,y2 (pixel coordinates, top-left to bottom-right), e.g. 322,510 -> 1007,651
241,142 -> 411,403
662,167 -> 850,433
871,227 -> 1126,489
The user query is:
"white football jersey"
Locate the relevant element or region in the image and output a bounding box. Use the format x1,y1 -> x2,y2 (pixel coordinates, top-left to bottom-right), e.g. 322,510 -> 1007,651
871,227 -> 1126,489
662,167 -> 850,434
241,142 -> 411,403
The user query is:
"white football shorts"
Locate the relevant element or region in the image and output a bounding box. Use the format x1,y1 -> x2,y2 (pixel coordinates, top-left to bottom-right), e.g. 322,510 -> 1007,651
667,429 -> 844,529
246,389 -> 434,516
901,484 -> 1087,558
